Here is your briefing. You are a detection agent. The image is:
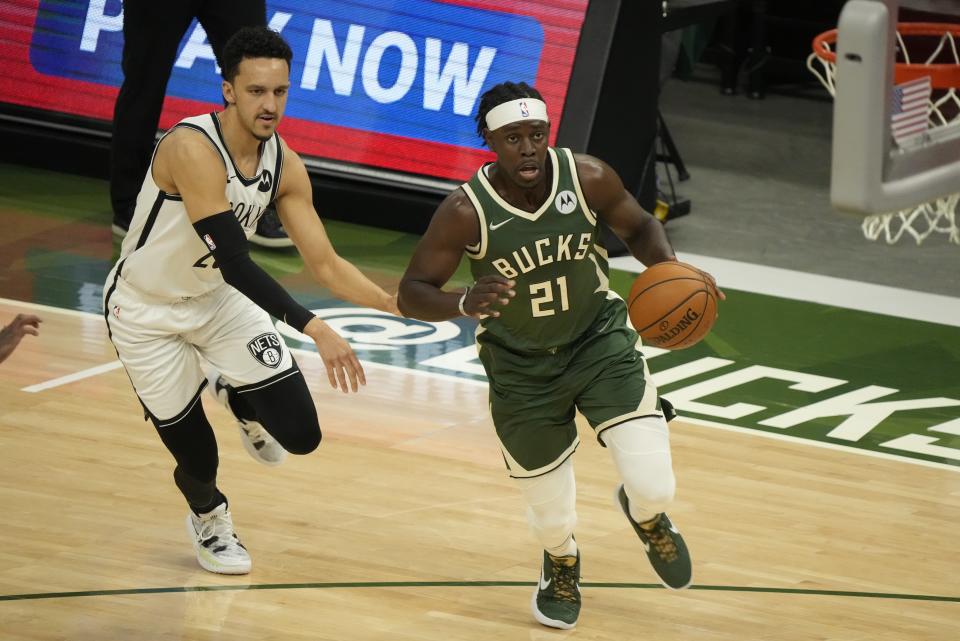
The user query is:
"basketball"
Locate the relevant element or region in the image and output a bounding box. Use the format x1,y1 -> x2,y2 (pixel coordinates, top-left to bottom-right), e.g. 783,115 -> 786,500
627,261 -> 719,350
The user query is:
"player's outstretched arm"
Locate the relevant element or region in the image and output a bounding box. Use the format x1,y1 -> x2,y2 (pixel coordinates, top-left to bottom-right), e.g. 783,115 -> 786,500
576,154 -> 725,299
0,314 -> 41,364
576,154 -> 676,266
398,190 -> 515,321
162,131 -> 365,393
273,144 -> 399,317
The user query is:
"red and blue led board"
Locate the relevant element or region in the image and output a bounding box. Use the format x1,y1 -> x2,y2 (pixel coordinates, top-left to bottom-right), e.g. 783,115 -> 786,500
0,0 -> 589,182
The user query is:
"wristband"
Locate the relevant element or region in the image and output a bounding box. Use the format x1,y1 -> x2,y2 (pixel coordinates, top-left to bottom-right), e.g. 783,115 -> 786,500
458,287 -> 470,316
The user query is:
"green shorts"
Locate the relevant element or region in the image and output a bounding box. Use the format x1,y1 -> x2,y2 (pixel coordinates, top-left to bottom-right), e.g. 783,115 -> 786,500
477,296 -> 663,478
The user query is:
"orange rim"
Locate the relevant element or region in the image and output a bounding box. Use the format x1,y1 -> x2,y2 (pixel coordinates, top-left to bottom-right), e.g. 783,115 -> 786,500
812,22 -> 960,88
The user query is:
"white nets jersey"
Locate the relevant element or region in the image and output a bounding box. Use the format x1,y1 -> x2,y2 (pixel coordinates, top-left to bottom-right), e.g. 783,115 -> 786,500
108,112 -> 284,301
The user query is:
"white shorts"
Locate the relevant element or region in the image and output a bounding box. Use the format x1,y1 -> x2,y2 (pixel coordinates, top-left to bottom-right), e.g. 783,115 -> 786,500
104,278 -> 294,422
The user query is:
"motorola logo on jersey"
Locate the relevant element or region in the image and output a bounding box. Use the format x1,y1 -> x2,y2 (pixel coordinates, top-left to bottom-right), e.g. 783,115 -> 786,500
248,332 -> 284,368
258,170 -> 273,193
555,190 -> 577,214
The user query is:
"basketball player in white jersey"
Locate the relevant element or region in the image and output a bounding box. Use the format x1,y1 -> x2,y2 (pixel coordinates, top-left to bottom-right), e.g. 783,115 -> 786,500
103,26 -> 398,575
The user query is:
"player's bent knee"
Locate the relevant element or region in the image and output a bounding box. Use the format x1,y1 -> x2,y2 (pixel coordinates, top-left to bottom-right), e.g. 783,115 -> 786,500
242,366 -> 321,454
266,393 -> 320,454
618,451 -> 676,510
604,416 -> 677,514
623,471 -> 676,513
282,423 -> 321,455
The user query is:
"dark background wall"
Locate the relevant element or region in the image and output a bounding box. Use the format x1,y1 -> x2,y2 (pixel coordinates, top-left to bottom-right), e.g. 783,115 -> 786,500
1,1 -> 868,238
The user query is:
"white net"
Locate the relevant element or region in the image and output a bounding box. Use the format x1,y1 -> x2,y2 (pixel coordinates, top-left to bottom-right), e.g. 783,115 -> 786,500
808,26 -> 960,246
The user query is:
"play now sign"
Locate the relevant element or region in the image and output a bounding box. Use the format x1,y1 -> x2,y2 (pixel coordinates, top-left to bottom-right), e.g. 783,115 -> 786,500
29,0 -> 543,150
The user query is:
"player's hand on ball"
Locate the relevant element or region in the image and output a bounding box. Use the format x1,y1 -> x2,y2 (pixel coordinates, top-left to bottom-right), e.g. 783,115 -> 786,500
304,318 -> 366,393
464,275 -> 515,318
698,270 -> 726,301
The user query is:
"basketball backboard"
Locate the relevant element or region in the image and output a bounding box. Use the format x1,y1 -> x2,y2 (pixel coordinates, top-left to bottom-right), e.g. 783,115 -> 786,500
900,0 -> 960,16
831,0 -> 960,214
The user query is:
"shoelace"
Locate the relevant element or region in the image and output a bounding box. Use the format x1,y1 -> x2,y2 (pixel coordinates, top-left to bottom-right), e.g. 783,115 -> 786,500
195,512 -> 247,557
549,558 -> 579,602
217,378 -> 273,448
645,518 -> 679,562
240,421 -> 270,446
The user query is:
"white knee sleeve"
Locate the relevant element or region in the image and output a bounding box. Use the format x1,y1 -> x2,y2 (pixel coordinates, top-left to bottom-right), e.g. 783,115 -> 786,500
513,458 -> 577,552
602,416 -> 676,522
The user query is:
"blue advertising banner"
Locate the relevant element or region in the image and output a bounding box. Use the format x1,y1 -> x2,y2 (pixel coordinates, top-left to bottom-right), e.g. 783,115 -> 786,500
30,0 -> 542,149
4,0 -> 587,180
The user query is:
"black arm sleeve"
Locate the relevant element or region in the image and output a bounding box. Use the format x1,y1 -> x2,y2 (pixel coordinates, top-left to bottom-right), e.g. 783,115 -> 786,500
193,210 -> 316,333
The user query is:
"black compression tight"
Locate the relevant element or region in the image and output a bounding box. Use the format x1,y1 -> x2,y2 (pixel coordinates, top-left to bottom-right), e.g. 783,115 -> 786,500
227,365 -> 321,455
151,365 -> 321,509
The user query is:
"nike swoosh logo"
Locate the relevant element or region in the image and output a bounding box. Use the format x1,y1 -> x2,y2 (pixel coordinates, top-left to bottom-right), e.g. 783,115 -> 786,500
489,218 -> 513,231
641,540 -> 651,553
539,572 -> 552,590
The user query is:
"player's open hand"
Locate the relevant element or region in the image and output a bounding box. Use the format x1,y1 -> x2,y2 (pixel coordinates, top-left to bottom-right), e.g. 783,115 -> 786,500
0,313 -> 42,364
304,317 -> 366,393
463,275 -> 516,318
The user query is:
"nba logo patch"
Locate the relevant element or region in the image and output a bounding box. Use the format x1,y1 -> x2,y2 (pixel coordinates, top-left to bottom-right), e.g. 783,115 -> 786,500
247,332 -> 283,369
112,305 -> 121,319
203,234 -> 217,251
520,101 -> 529,117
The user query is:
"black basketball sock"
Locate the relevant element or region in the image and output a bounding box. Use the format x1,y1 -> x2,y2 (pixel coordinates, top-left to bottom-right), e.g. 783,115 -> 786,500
190,489 -> 228,516
174,465 -> 223,513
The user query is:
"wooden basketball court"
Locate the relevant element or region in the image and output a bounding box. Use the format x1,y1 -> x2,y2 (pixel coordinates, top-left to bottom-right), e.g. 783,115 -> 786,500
1,298 -> 957,640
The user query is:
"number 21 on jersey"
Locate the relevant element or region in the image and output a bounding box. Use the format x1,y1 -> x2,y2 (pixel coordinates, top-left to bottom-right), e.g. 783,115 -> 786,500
530,276 -> 570,317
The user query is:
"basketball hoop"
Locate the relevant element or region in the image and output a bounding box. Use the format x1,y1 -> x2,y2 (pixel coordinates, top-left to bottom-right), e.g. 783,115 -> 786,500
809,22 -> 960,245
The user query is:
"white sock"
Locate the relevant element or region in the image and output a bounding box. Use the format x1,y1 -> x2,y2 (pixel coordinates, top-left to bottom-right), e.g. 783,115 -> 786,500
546,535 -> 578,558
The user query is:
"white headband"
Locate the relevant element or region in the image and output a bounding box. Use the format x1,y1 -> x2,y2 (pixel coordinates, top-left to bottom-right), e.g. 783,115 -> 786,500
485,98 -> 549,131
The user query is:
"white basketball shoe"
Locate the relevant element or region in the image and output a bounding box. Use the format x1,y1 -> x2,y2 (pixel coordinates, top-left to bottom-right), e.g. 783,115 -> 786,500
185,502 -> 252,575
207,371 -> 287,466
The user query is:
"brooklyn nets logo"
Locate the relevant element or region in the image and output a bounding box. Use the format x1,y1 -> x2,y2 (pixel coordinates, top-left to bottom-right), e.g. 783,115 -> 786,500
258,170 -> 273,193
247,332 -> 283,368
555,190 -> 577,214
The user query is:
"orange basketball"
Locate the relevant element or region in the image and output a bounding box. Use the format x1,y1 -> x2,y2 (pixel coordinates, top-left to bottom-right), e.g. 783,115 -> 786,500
627,261 -> 719,350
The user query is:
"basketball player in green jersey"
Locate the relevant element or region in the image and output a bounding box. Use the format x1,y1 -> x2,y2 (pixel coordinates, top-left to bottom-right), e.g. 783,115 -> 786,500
399,81 -> 723,629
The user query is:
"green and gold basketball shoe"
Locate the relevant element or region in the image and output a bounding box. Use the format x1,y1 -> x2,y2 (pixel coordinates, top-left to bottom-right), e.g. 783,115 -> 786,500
531,550 -> 581,629
616,485 -> 692,589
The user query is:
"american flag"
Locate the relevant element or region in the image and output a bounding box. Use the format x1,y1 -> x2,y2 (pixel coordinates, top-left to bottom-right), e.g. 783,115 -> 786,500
890,76 -> 932,147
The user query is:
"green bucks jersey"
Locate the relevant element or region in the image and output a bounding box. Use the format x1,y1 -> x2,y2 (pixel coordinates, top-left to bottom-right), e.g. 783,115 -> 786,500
463,147 -> 610,352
